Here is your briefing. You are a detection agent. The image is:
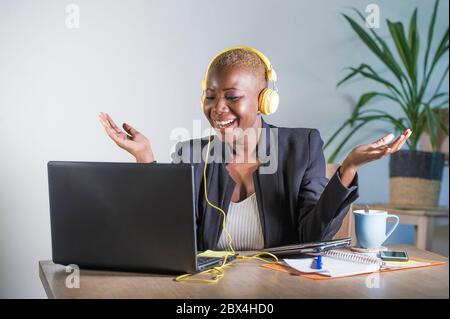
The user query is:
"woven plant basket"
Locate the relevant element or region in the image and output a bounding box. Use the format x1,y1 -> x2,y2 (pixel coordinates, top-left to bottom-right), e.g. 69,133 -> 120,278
389,150 -> 445,207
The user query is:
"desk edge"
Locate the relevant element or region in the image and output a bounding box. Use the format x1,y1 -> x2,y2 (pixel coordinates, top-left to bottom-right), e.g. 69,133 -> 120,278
39,261 -> 56,299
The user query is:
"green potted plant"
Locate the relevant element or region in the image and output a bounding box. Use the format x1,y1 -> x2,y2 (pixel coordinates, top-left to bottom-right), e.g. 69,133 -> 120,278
325,0 -> 449,207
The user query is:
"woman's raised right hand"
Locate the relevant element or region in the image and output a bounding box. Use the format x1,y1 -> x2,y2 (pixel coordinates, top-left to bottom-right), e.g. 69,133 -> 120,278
98,112 -> 155,163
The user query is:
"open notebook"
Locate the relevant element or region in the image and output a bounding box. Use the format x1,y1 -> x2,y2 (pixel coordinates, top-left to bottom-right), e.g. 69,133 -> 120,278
282,250 -> 431,278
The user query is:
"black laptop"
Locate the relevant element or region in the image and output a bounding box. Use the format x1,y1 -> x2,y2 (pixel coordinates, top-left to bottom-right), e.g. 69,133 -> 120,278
47,161 -> 233,274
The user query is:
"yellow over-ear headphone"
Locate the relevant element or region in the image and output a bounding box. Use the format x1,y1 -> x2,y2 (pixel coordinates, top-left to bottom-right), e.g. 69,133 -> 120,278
201,46 -> 279,115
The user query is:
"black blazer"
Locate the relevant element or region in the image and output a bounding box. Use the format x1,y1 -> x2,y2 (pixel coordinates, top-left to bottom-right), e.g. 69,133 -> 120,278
172,119 -> 359,250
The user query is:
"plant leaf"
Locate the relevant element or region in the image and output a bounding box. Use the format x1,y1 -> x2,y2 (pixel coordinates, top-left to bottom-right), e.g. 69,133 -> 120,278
387,20 -> 415,83
408,9 -> 419,88
350,92 -> 403,123
432,28 -> 449,66
342,14 -> 405,82
432,99 -> 449,109
359,109 -> 407,132
436,112 -> 449,136
346,67 -> 408,105
341,66 -> 410,115
423,0 -> 439,77
337,64 -> 371,87
327,120 -> 368,163
350,92 -> 379,125
324,119 -> 351,150
423,29 -> 449,94
424,104 -> 438,150
351,8 -> 407,83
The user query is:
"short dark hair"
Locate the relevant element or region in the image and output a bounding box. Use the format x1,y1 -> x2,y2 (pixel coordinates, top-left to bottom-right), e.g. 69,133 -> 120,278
209,48 -> 268,87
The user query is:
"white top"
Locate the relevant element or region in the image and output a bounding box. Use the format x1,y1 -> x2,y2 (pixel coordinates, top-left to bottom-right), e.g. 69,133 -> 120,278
216,193 -> 264,250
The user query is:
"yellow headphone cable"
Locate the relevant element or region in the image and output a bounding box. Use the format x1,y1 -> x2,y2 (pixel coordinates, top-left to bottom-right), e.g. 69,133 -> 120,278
175,128 -> 279,283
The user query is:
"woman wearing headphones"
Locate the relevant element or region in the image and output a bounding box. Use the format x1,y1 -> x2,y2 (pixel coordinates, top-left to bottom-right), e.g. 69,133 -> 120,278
98,47 -> 411,251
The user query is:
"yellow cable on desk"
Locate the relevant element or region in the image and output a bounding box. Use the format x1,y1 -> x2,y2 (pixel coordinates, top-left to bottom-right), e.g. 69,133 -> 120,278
175,129 -> 279,283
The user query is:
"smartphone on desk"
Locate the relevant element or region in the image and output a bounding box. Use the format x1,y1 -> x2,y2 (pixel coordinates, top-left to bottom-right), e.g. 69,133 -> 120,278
380,250 -> 409,262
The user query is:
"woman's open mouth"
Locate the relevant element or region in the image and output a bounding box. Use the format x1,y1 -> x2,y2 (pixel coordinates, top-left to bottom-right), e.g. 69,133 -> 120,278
214,118 -> 237,129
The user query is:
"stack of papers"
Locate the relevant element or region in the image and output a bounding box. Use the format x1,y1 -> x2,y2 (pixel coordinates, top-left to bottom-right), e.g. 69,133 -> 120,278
283,256 -> 432,278
283,257 -> 380,278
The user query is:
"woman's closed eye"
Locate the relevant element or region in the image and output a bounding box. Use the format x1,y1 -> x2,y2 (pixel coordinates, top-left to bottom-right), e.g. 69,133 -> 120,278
205,96 -> 241,101
226,96 -> 241,101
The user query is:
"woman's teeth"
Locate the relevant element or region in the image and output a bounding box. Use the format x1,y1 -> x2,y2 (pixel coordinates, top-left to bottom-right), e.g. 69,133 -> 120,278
215,119 -> 236,128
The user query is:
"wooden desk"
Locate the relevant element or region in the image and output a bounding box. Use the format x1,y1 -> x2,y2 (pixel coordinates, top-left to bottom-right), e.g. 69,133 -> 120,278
39,245 -> 448,299
353,204 -> 449,250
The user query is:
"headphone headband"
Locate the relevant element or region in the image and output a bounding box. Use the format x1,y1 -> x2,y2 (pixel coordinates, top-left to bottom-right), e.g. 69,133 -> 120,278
201,46 -> 279,115
202,46 -> 277,91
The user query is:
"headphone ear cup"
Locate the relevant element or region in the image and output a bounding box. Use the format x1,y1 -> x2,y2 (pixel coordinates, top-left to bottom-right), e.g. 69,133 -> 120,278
200,79 -> 207,110
258,88 -> 279,115
200,94 -> 205,110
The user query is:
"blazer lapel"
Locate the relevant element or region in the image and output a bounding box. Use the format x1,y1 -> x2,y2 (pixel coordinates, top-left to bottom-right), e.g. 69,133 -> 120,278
254,119 -> 281,248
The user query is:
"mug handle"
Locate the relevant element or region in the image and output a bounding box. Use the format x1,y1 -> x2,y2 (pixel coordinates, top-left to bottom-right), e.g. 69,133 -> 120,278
385,214 -> 400,241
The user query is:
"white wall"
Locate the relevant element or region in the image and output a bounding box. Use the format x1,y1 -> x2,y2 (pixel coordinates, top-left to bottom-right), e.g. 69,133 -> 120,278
0,0 -> 448,298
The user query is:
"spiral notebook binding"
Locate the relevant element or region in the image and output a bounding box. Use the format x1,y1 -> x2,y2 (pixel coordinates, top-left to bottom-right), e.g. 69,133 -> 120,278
324,250 -> 384,266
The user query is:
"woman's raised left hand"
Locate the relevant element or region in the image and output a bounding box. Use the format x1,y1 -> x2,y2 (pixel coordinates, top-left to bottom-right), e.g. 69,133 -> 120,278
338,128 -> 412,187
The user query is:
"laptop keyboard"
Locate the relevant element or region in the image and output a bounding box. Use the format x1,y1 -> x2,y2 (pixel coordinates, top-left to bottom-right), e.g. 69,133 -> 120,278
197,256 -> 221,265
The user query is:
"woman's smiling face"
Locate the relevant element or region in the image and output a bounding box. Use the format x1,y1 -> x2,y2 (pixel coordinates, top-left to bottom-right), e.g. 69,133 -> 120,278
203,65 -> 264,143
